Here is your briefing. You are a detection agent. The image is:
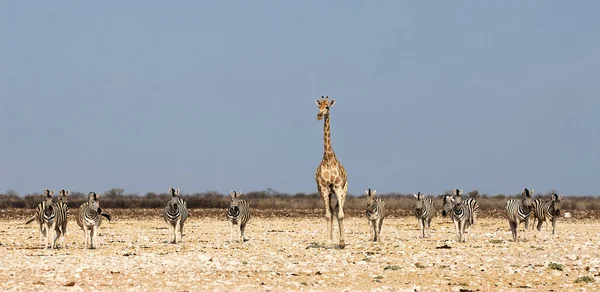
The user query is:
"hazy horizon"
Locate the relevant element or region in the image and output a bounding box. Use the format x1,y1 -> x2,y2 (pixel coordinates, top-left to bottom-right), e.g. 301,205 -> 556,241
2,2 -> 599,197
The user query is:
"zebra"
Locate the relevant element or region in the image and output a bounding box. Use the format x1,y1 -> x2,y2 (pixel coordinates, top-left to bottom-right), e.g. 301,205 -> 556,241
505,188 -> 534,242
25,189 -> 53,248
227,191 -> 250,243
163,188 -> 188,244
441,189 -> 478,242
531,193 -> 563,236
413,192 -> 435,238
76,192 -> 111,249
365,189 -> 385,242
51,189 -> 70,249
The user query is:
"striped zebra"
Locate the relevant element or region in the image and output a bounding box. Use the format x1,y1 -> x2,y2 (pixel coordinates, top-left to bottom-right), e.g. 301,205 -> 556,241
365,189 -> 385,242
51,189 -> 70,249
505,188 -> 534,242
77,192 -> 111,249
413,192 -> 435,238
25,189 -> 53,248
531,193 -> 563,236
442,189 -> 478,242
163,188 -> 188,244
227,191 -> 250,243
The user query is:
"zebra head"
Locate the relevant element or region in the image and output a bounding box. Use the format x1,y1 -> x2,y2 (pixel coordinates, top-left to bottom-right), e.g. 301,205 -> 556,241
58,189 -> 69,204
229,191 -> 241,214
441,194 -> 455,217
168,188 -> 181,207
551,193 -> 563,215
315,96 -> 336,121
413,192 -> 425,211
521,188 -> 534,208
42,189 -> 54,213
365,189 -> 377,214
88,191 -> 101,213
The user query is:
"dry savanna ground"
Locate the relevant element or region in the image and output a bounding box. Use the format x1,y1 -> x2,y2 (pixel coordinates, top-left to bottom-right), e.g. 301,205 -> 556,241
1,208 -> 599,292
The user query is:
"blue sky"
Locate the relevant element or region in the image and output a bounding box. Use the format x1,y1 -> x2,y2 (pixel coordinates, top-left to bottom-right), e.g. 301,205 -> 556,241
1,1 -> 599,196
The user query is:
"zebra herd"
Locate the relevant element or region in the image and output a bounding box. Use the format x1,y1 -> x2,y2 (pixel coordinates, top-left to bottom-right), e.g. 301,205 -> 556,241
368,187 -> 563,243
24,187 -> 563,248
24,188 -> 250,249
25,189 -> 111,249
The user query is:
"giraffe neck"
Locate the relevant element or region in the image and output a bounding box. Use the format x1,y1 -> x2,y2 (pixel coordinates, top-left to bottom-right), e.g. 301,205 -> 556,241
323,114 -> 336,160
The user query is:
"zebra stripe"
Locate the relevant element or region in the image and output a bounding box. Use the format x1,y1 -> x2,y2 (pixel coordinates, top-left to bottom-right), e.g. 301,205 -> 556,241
531,193 -> 562,235
366,189 -> 385,242
414,192 -> 434,238
228,191 -> 250,242
163,188 -> 188,244
505,188 -> 534,242
77,192 -> 108,249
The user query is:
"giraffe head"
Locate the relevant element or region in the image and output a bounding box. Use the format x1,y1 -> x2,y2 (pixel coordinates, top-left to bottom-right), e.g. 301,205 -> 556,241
521,188 -> 534,208
315,96 -> 336,120
58,189 -> 69,204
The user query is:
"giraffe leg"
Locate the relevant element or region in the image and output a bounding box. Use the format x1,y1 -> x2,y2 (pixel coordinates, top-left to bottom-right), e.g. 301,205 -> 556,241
320,187 -> 333,245
334,185 -> 347,249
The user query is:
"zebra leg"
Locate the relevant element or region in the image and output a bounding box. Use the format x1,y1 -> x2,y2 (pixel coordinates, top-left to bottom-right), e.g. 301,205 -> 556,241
53,226 -> 61,249
378,218 -> 384,241
524,218 -> 530,241
45,224 -> 52,249
174,218 -> 181,244
167,223 -> 174,244
238,222 -> 243,242
545,217 -> 551,239
368,220 -> 374,241
38,223 -> 45,248
374,218 -> 380,242
64,223 -> 68,249
419,218 -> 424,239
551,217 -> 557,235
509,220 -> 517,242
535,217 -> 543,233
241,223 -> 247,242
229,221 -> 234,242
372,219 -> 378,241
92,225 -> 99,249
426,218 -> 432,238
83,228 -> 88,249
453,219 -> 460,242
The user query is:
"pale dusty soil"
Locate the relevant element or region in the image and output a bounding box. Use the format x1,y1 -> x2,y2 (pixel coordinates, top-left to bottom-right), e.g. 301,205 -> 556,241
1,209 -> 599,292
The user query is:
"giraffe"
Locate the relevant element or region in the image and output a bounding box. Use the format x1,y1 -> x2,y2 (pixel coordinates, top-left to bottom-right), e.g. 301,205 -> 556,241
315,95 -> 348,249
